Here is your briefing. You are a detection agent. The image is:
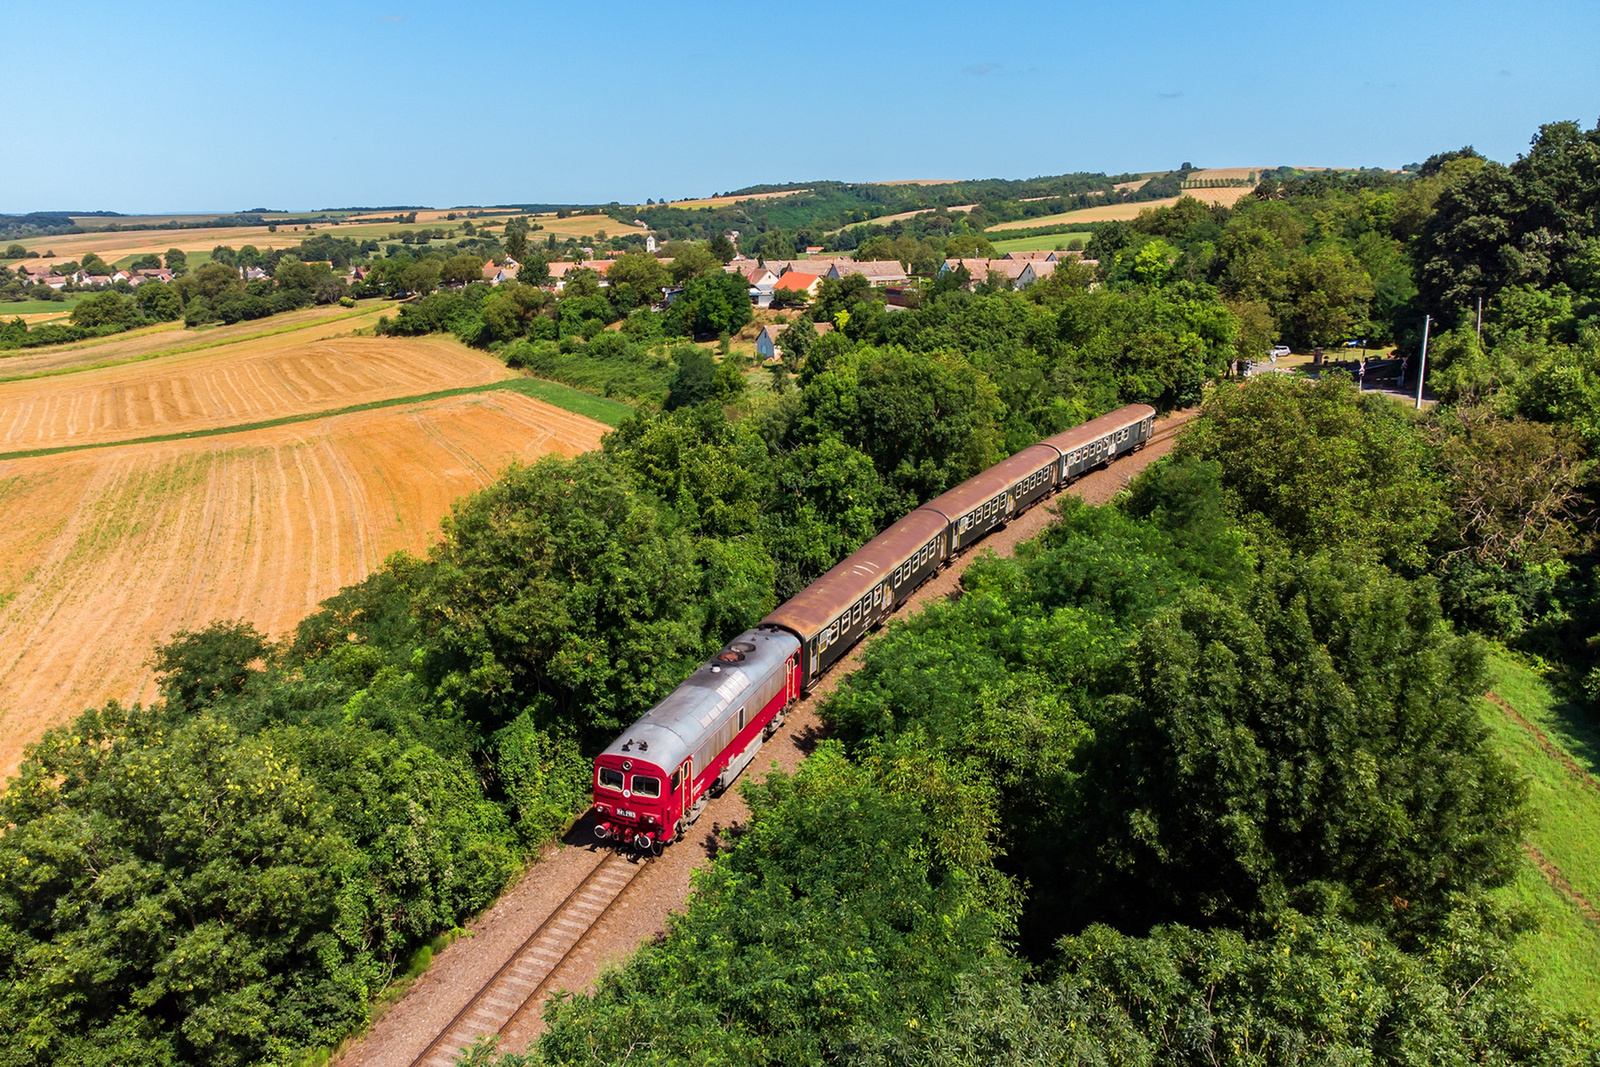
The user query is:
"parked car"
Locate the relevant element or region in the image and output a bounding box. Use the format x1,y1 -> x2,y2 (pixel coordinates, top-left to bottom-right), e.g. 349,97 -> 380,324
1270,345 -> 1292,357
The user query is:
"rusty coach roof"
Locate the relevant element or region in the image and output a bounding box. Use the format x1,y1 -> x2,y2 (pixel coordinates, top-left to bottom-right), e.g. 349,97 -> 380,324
763,508 -> 949,638
1038,404 -> 1156,455
921,443 -> 1062,521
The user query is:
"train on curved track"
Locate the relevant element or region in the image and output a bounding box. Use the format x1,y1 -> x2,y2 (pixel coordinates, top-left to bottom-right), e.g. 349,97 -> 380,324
591,403 -> 1158,851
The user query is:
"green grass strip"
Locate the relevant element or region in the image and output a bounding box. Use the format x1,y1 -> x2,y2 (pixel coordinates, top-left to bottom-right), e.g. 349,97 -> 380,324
1480,652 -> 1600,1021
0,376 -> 633,461
494,377 -> 636,427
0,303 -> 397,384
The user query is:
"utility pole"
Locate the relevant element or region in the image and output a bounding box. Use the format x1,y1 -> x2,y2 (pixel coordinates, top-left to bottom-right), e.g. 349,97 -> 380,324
1415,315 -> 1431,410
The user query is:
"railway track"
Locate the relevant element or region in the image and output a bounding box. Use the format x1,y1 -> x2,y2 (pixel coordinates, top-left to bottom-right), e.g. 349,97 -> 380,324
368,407 -> 1199,1067
406,850 -> 646,1067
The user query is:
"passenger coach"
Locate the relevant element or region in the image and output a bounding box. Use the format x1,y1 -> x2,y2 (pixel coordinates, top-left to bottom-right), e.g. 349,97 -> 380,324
593,403 -> 1157,850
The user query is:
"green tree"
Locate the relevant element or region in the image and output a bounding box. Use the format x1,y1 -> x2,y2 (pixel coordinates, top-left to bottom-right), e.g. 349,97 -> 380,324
133,281 -> 183,321
164,248 -> 187,274
1283,244 -> 1375,347
603,251 -> 669,313
665,347 -> 716,409
1069,557 -> 1523,937
68,291 -> 137,328
153,620 -> 272,713
667,270 -> 753,338
540,742 -> 1011,1065
797,345 -> 1005,500
439,253 -> 484,288
503,216 -> 530,263
1177,374 -> 1444,567
668,244 -> 721,283
410,453 -> 768,740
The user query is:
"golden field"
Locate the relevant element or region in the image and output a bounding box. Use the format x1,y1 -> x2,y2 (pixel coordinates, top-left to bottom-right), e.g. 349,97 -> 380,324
0,325 -> 609,780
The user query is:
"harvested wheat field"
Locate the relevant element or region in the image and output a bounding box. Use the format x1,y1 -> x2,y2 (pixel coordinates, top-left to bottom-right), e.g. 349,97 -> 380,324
526,213 -> 649,239
0,301 -> 400,382
0,389 -> 607,779
669,189 -> 811,209
0,333 -> 513,450
989,188 -> 1255,229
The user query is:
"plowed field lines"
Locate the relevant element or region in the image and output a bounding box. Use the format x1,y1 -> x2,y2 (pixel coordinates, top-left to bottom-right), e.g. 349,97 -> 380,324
0,391 -> 606,780
0,336 -> 514,449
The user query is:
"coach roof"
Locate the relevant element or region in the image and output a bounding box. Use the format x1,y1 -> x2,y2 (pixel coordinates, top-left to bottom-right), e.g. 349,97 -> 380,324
1039,404 -> 1156,456
921,443 -> 1062,523
762,507 -> 948,640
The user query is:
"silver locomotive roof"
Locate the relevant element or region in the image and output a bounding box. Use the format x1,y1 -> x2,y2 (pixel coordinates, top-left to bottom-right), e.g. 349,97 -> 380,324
600,627 -> 800,774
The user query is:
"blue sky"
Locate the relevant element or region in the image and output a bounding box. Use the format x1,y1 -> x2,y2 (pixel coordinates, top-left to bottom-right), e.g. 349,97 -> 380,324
4,0 -> 1596,213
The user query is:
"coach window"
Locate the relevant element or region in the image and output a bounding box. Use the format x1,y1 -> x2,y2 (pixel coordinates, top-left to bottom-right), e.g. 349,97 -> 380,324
631,775 -> 660,798
598,767 -> 624,792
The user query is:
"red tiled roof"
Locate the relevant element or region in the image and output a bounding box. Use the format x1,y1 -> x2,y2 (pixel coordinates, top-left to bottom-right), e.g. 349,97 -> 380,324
774,272 -> 820,291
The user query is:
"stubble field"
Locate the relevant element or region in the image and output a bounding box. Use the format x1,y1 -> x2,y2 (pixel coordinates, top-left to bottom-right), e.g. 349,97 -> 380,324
5,211 -> 647,269
0,327 -> 611,781
988,186 -> 1254,230
0,334 -> 513,450
0,300 -> 398,381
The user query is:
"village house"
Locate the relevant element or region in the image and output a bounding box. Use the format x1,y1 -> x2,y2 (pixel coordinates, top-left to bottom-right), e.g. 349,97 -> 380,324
762,257 -> 854,277
755,320 -> 836,363
136,267 -> 176,284
828,260 -> 908,286
938,258 -> 1028,290
772,271 -> 822,301
755,324 -> 785,362
726,262 -> 779,291
482,258 -> 519,285
1016,260 -> 1058,287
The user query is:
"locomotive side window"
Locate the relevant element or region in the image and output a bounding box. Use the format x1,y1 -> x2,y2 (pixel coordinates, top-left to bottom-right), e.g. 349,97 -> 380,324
632,775 -> 660,798
738,706 -> 747,730
669,768 -> 682,792
598,767 -> 624,791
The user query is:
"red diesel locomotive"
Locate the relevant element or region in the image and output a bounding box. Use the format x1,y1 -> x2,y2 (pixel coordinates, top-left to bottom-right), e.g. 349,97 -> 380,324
592,403 -> 1157,851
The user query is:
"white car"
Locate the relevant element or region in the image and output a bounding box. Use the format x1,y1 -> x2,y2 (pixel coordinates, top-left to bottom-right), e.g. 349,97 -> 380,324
1269,345 -> 1291,357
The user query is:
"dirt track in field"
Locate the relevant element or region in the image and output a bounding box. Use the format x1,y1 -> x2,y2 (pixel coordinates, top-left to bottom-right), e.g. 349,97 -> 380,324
333,408 -> 1195,1067
0,390 -> 606,781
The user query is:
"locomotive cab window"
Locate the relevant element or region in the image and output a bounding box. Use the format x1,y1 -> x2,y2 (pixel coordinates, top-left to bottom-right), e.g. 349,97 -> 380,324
669,768 -> 682,792
631,775 -> 661,798
598,767 -> 624,791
